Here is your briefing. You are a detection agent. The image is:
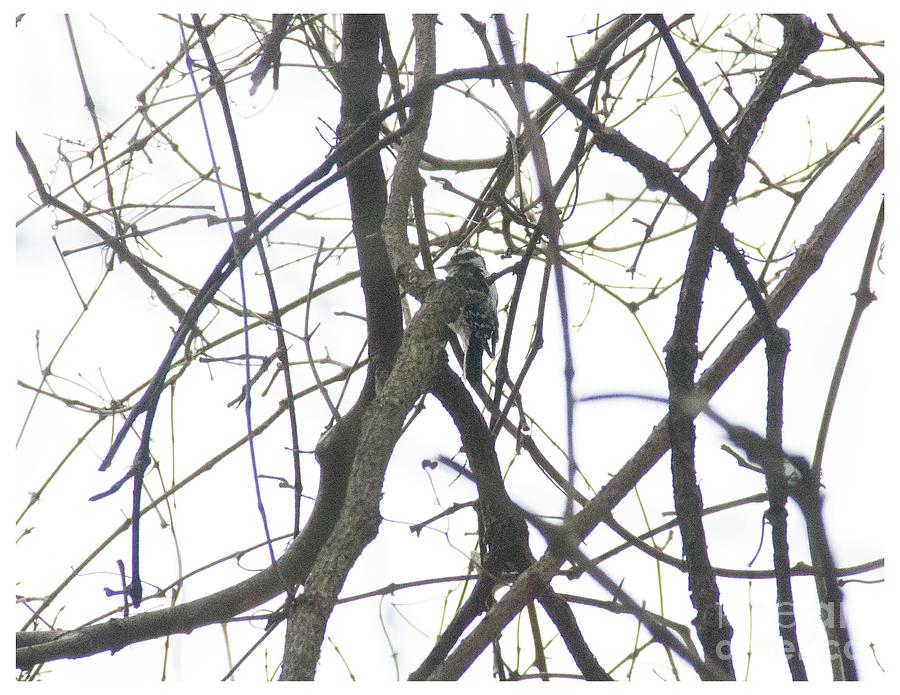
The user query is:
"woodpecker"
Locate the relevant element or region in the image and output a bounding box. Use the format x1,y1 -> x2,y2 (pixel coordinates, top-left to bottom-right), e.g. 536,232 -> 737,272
443,248 -> 499,387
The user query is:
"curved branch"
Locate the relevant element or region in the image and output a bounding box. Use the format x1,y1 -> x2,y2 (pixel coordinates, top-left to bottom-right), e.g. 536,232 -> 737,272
15,463 -> 347,670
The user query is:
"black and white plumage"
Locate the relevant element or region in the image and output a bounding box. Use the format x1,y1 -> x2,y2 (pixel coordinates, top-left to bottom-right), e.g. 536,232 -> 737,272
443,248 -> 499,387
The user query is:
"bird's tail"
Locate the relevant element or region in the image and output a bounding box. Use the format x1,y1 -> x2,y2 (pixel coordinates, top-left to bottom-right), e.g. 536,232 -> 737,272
464,342 -> 484,386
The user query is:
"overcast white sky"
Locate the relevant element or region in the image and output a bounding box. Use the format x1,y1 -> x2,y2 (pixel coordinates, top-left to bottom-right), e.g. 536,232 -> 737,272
12,11 -> 893,684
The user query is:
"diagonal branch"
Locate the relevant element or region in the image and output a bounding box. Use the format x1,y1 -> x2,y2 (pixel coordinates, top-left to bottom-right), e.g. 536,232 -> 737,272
278,280 -> 465,680
17,134 -> 186,322
650,15 -> 727,150
419,129 -> 882,681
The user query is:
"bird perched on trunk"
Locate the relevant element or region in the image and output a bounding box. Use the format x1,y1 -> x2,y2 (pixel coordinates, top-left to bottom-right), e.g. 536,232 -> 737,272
443,248 -> 499,387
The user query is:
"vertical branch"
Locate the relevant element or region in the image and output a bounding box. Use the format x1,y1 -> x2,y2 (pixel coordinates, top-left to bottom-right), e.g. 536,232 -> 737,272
335,16 -> 404,385
796,488 -> 858,680
190,13 -> 283,565
280,15 -> 433,680
662,15 -> 822,679
762,328 -> 808,680
494,16 -> 576,519
64,15 -> 127,243
381,15 -> 438,293
811,199 -> 885,483
805,198 -> 883,681
663,73 -> 738,690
